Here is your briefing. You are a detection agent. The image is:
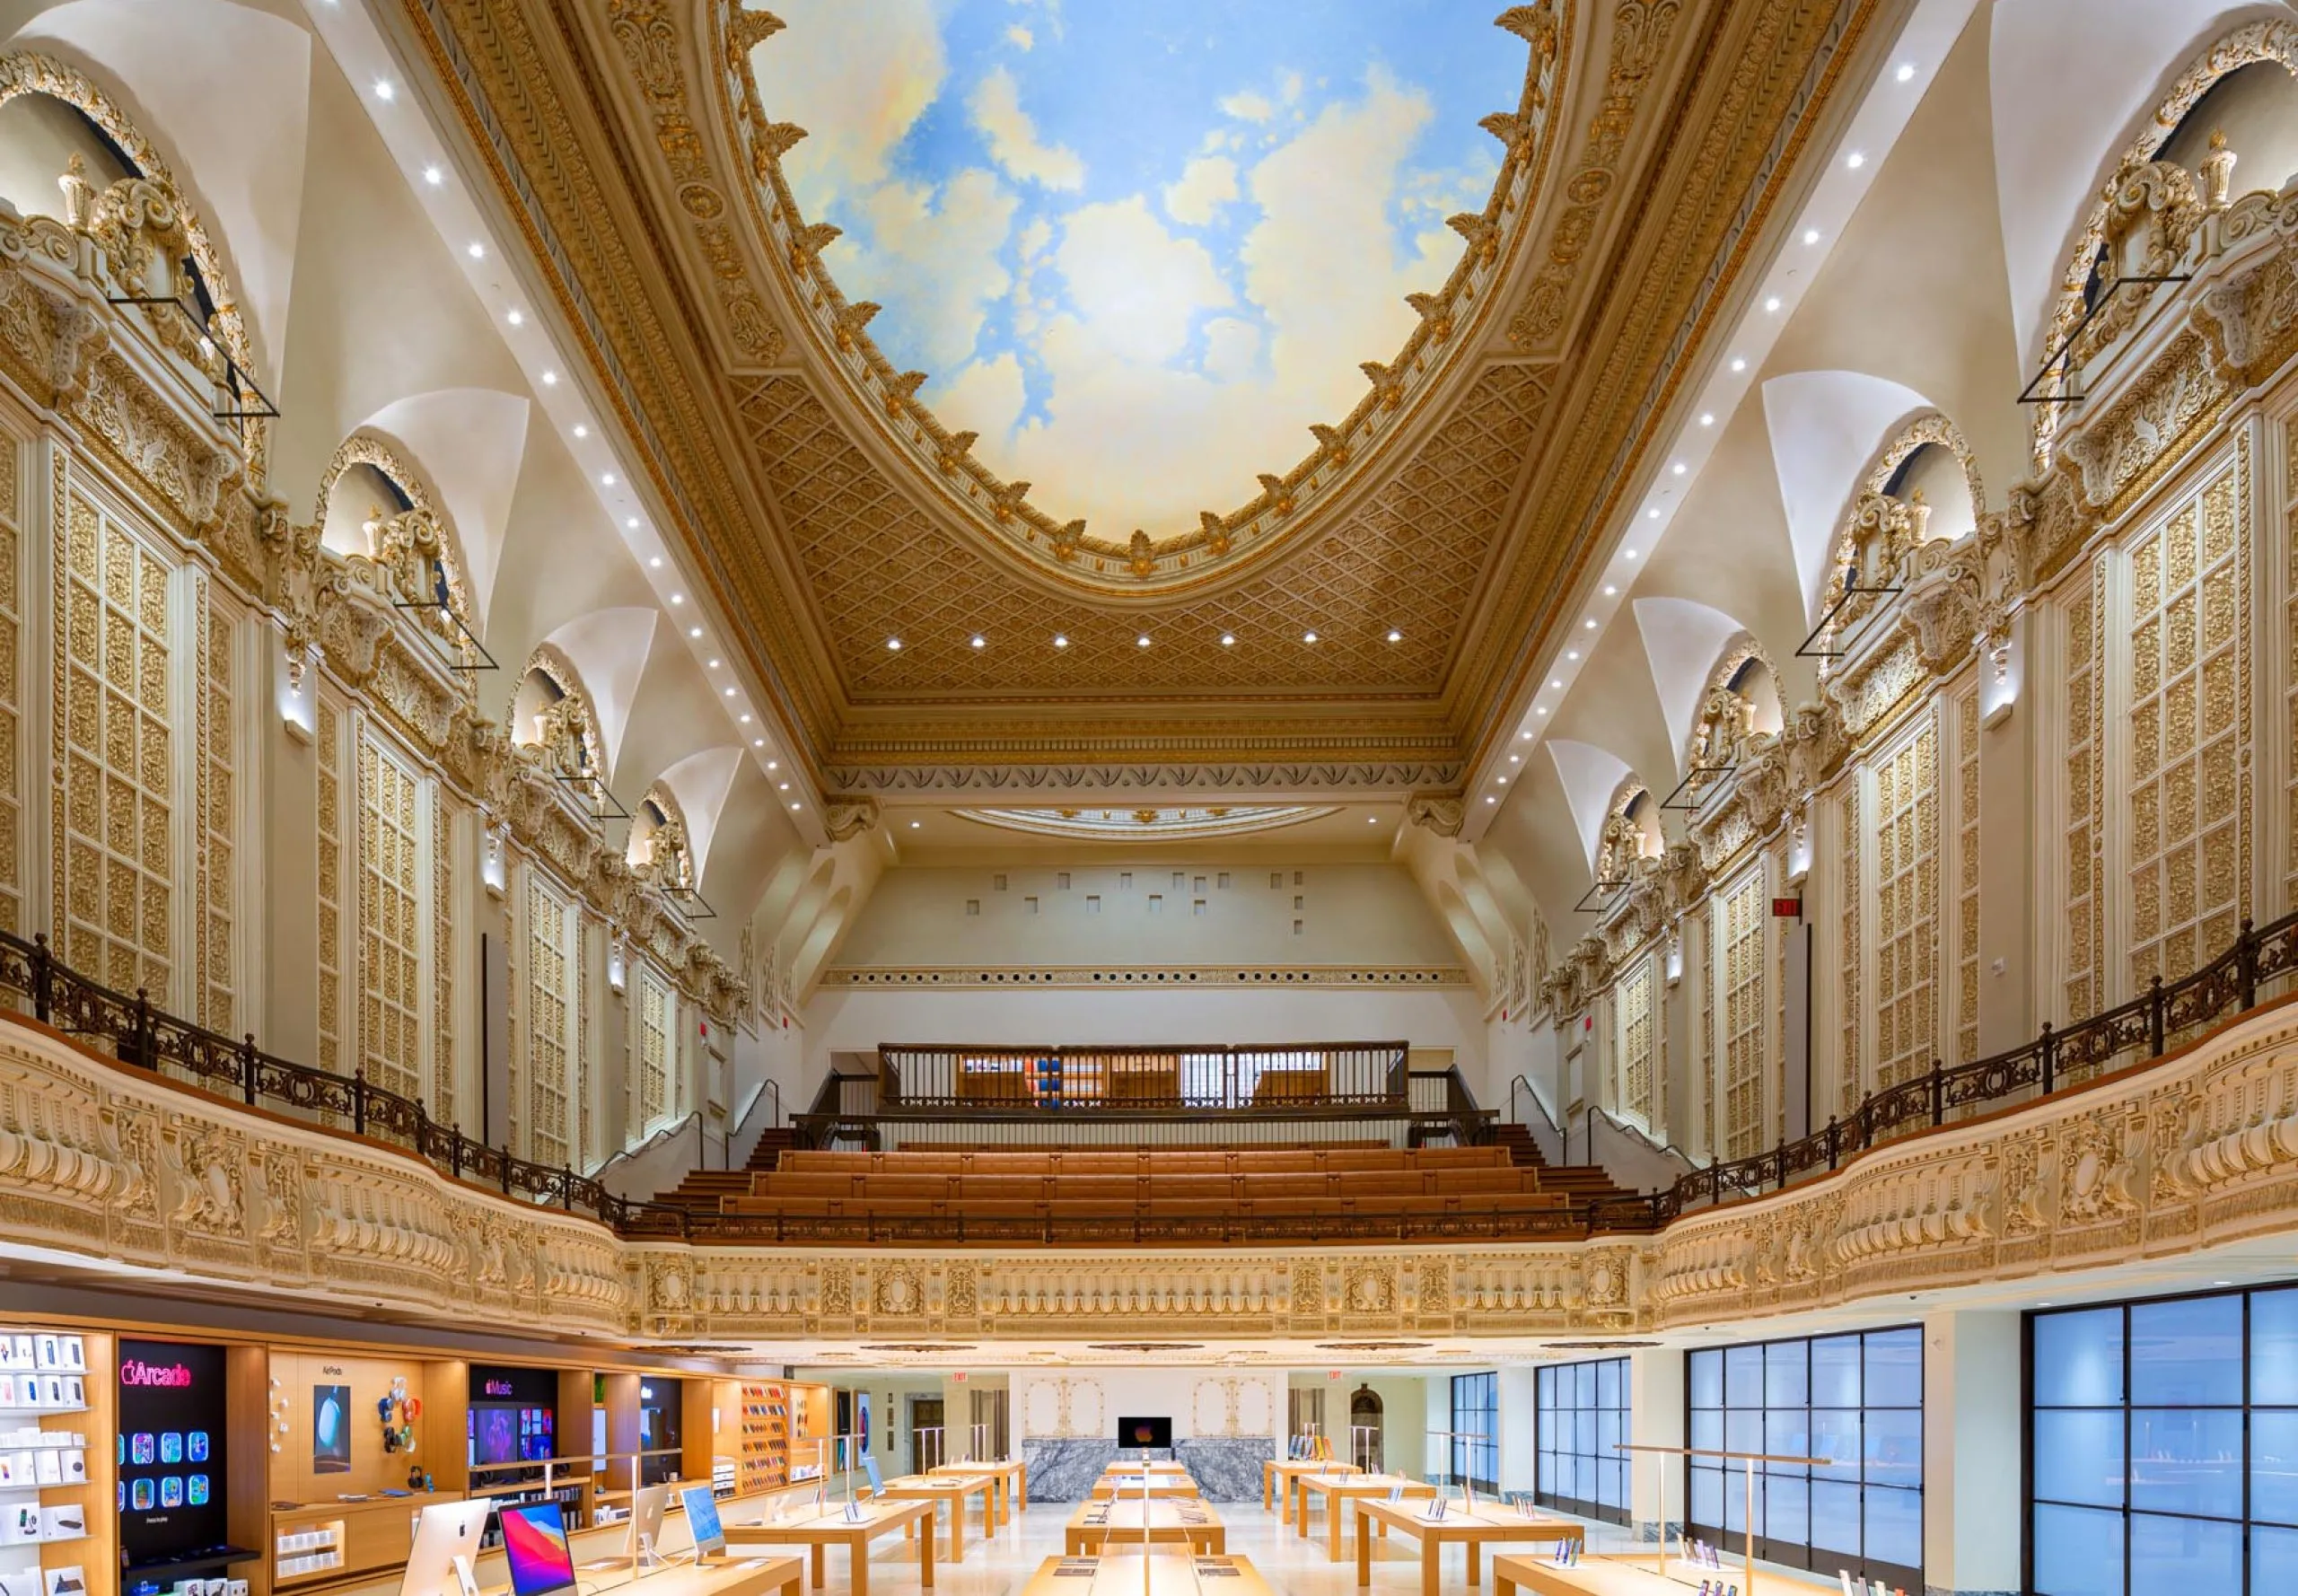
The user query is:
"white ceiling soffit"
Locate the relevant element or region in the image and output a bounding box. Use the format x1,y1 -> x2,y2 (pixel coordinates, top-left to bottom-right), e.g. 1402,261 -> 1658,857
1545,739 -> 1635,880
1632,596 -> 1750,778
1760,370 -> 1937,627
16,0 -> 311,391
1989,0 -> 2286,367
540,607 -> 659,785
653,744 -> 744,887
358,389 -> 532,634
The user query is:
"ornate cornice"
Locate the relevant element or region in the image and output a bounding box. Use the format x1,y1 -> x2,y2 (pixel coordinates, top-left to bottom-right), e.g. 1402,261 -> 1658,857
816,965 -> 1475,992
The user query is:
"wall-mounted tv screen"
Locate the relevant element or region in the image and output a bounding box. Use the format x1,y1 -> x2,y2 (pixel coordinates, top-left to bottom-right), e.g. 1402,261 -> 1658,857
1116,1416 -> 1171,1449
469,1366 -> 558,1468
117,1339 -> 229,1567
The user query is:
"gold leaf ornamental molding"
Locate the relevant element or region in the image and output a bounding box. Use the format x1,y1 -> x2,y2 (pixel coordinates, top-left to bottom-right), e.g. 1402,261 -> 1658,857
6,984 -> 2298,1341
714,3 -> 1568,595
815,965 -> 1475,991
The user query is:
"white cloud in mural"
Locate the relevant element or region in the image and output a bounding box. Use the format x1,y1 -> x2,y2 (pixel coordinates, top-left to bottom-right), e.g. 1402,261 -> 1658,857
1005,23 -> 1033,50
1219,88 -> 1276,123
751,0 -> 944,208
846,168 -> 1019,371
971,66 -> 1085,190
1163,155 -> 1239,226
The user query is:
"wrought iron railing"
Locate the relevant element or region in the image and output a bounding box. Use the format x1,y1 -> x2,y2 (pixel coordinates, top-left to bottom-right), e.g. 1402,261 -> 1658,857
5,907 -> 2297,1242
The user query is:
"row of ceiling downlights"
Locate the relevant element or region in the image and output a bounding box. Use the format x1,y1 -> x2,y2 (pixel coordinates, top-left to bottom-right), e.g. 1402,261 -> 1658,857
885,628 -> 1408,652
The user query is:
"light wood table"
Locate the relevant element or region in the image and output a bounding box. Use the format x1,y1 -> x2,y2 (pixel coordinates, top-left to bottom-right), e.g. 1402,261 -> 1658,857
484,1551 -> 806,1596
1017,1553 -> 1274,1596
1494,1552 -> 1774,1596
1063,1499 -> 1226,1555
1297,1473 -> 1438,1559
930,1458 -> 1026,1526
1264,1459 -> 1362,1525
1100,1460 -> 1192,1476
1089,1474 -> 1200,1499
865,1472 -> 996,1559
722,1499 -> 935,1596
1352,1497 -> 1585,1596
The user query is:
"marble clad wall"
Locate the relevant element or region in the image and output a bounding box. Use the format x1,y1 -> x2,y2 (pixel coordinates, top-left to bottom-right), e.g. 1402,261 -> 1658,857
1021,1437 -> 1274,1502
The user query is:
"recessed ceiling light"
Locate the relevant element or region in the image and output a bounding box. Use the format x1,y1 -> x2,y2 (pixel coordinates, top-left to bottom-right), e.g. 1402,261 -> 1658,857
1520,732 -> 1532,741
423,164 -> 443,186
909,820 -> 921,829
1136,635 -> 1152,648
1623,549 -> 1637,560
1486,795 -> 1496,804
722,687 -> 735,697
648,556 -> 662,567
778,782 -> 790,791
627,517 -> 640,529
601,472 -> 617,486
969,635 -> 986,649
767,760 -> 778,770
1566,650 -> 1579,662
738,714 -> 751,723
669,593 -> 683,605
1672,462 -> 1687,476
1895,61 -> 1916,82
1386,630 -> 1402,643
373,79 -> 395,101
886,637 -> 902,650
1730,356 -> 1746,373
1368,815 -> 1379,823
1220,633 -> 1235,646
790,802 -> 801,811
1536,706 -> 1548,715
707,657 -> 721,668
540,370 -> 557,385
1302,630 -> 1319,644
1802,227 -> 1820,245
1583,618 -> 1598,629
466,241 -> 485,259
1602,585 -> 1617,596
1495,776 -> 1507,785
1764,295 -> 1781,313
1646,508 -> 1660,521
573,424 -> 589,438
752,739 -> 764,748
1846,151 -> 1865,169
1698,413 -> 1714,426
506,309 -> 524,326
1052,634 -> 1069,648
688,627 -> 702,638
1550,680 -> 1563,689
1509,754 -> 1521,764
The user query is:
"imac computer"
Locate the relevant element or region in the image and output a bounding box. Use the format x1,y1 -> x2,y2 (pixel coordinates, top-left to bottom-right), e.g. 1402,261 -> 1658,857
621,1484 -> 669,1564
676,1486 -> 724,1559
500,1503 -> 579,1596
399,1500 -> 494,1596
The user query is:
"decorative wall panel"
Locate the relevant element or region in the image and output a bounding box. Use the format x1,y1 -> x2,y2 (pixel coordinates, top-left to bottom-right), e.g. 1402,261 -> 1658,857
1838,788 -> 1861,1111
637,966 -> 671,1135
432,790 -> 455,1127
197,596 -> 234,1034
0,434 -> 21,936
357,733 -> 424,1103
1717,867 -> 1767,1160
316,697 -> 344,1076
2126,451 -> 2250,995
54,493 -> 171,998
1873,715 -> 1940,1091
2062,563 -> 2105,1021
523,872 -> 575,1166
1614,956 -> 1655,1128
1953,687 -> 1979,1063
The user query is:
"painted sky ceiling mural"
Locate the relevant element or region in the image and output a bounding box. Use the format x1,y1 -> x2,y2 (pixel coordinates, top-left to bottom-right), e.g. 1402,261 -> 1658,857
751,0 -> 1519,531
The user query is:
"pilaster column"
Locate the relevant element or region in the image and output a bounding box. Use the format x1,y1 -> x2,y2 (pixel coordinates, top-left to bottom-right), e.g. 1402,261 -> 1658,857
1630,1348 -> 1685,1547
1978,607 -> 2037,1050
1920,1309 -> 2022,1596
1498,1366 -> 1536,1496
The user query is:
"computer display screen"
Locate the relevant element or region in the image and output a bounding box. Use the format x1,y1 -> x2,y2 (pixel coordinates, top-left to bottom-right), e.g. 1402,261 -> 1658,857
500,1503 -> 576,1596
677,1486 -> 723,1557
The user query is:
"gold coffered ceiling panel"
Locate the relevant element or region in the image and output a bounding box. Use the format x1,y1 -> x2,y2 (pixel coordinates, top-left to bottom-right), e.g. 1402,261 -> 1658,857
740,363 -> 1552,699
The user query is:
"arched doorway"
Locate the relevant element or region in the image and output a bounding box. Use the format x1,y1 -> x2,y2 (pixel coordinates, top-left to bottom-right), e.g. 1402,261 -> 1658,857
1349,1384 -> 1384,1473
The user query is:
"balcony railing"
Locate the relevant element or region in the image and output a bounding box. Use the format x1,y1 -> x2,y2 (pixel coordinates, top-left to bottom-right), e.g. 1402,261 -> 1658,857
4,906 -> 2298,1243
874,1041 -> 1408,1112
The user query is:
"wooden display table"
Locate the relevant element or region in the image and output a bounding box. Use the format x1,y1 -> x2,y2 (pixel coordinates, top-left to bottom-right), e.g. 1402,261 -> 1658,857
722,1498 -> 935,1596
479,1553 -> 805,1596
929,1458 -> 1026,1527
1100,1460 -> 1191,1476
1493,1552 -> 1773,1596
865,1472 -> 995,1558
1297,1473 -> 1438,1559
1352,1497 -> 1584,1596
1017,1553 -> 1274,1596
1090,1474 -> 1199,1499
1063,1498 -> 1226,1555
1264,1459 -> 1362,1525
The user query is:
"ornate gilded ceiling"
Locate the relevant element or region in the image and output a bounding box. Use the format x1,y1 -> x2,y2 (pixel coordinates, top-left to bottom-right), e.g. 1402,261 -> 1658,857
954,806 -> 1337,841
394,0 -> 1895,795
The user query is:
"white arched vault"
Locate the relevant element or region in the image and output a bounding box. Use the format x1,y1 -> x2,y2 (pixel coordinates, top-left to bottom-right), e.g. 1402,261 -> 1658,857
1632,596 -> 1754,778
13,0 -> 311,390
356,389 -> 531,633
537,608 -> 658,787
1545,739 -> 1636,881
648,745 -> 744,890
1761,371 -> 1940,626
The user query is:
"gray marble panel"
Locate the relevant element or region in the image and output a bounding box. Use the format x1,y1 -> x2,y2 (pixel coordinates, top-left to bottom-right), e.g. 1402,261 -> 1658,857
1173,1437 -> 1275,1503
1023,1439 -> 1118,1501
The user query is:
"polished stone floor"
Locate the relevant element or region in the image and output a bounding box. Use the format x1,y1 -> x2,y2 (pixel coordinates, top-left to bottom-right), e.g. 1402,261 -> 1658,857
791,1497 -> 1843,1595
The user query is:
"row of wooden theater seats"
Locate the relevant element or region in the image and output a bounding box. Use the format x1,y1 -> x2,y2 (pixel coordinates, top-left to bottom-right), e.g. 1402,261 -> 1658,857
718,1188 -> 1571,1219
775,1145 -> 1511,1176
751,1169 -> 1543,1202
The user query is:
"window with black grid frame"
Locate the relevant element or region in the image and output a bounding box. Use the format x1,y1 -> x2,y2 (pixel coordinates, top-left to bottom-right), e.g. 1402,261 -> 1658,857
1448,1372 -> 1498,1494
1536,1357 -> 1630,1524
1686,1326 -> 1921,1592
